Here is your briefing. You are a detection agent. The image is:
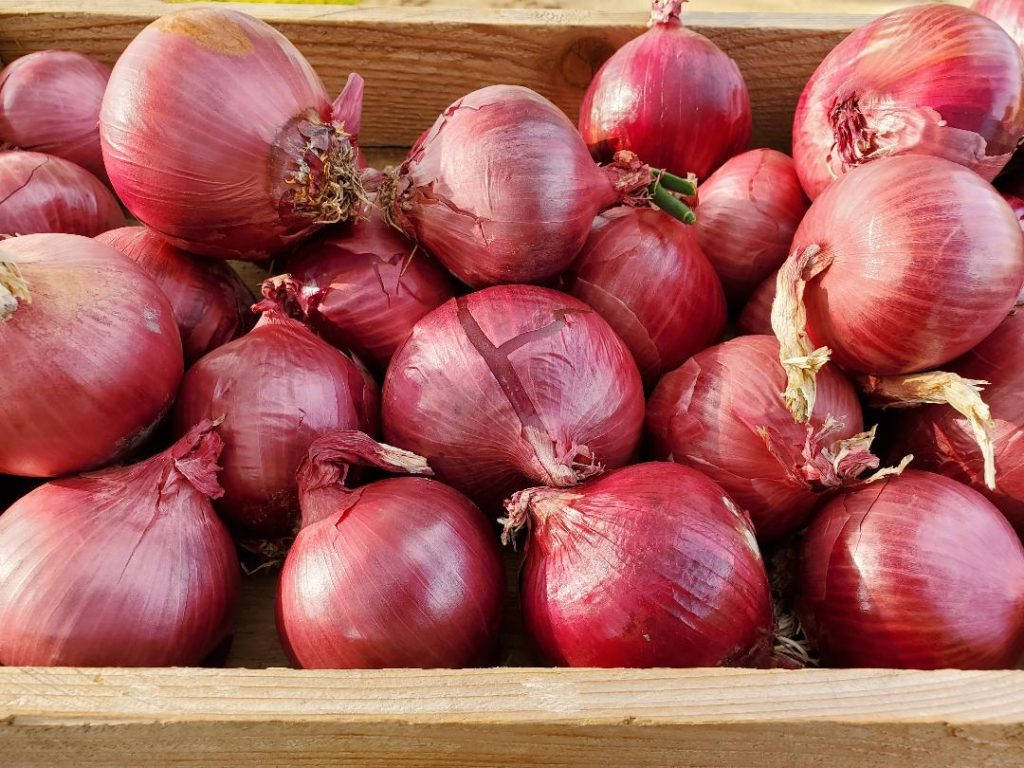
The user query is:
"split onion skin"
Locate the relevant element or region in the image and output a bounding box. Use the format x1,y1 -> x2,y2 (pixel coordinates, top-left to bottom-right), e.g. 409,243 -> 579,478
382,284 -> 645,508
0,51 -> 111,182
0,233 -> 183,478
798,470 -> 1024,669
563,206 -> 726,386
793,3 -> 1024,199
0,150 -> 125,237
96,226 -> 255,364
0,421 -> 240,667
509,462 -> 773,668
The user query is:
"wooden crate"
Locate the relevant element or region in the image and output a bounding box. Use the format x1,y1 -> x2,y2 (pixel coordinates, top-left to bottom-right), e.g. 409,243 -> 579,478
2,1 -> 1023,766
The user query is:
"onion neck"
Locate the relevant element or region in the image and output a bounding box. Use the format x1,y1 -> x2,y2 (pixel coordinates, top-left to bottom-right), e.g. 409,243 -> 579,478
603,151 -> 698,224
252,274 -> 312,328
166,419 -> 227,500
0,260 -> 30,320
501,486 -> 584,548
649,0 -> 686,26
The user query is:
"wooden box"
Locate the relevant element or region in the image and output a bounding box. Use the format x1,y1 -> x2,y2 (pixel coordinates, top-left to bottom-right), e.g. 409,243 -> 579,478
1,1 -> 1022,766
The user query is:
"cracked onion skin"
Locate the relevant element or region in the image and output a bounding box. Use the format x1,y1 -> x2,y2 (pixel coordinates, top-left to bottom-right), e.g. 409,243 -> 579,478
382,284 -> 645,508
563,206 -> 726,386
798,470 -> 1024,669
793,3 -> 1024,199
509,462 -> 773,668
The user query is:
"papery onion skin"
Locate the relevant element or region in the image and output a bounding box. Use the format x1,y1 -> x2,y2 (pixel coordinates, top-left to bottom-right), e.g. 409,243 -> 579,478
789,155 -> 1024,375
793,3 -> 1024,199
391,85 -> 654,287
0,51 -> 111,182
0,420 -> 240,666
509,462 -> 773,668
737,270 -> 776,336
101,8 -> 364,260
579,0 -> 751,180
0,151 -> 125,237
96,226 -> 255,364
562,206 -> 726,385
382,285 -> 645,507
172,283 -> 378,539
647,335 -> 865,542
974,1 -> 1024,51
696,150 -> 808,306
0,234 -> 183,477
798,470 -> 1024,669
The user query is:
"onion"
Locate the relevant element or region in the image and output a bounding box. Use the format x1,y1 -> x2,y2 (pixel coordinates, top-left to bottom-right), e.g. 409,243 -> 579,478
797,470 -> 1024,669
382,284 -> 645,507
793,3 -> 1024,199
0,420 -> 240,666
383,84 -> 697,287
579,0 -> 751,181
0,150 -> 125,237
0,51 -> 111,182
562,206 -> 726,385
172,277 -> 378,540
100,8 -> 366,260
696,149 -> 809,306
0,234 -> 183,477
502,462 -> 773,667
277,431 -> 504,669
96,226 -> 254,364
974,1 -> 1024,50
736,270 -> 776,336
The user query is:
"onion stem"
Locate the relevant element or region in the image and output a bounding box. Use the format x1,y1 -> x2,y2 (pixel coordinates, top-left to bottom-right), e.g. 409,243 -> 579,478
656,170 -> 697,196
651,184 -> 696,224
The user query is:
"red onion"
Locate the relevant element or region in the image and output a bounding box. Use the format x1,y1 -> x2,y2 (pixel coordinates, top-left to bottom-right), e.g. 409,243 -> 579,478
0,234 -> 183,477
101,8 -> 365,260
0,151 -> 125,237
503,462 -> 772,667
385,84 -> 696,287
798,470 -> 1024,669
96,226 -> 254,364
974,1 -> 1024,50
382,285 -> 645,507
172,277 -> 378,540
0,420 -> 240,666
696,149 -> 809,306
278,205 -> 455,372
562,206 -> 726,385
736,270 -> 776,336
579,0 -> 751,181
277,431 -> 504,668
647,335 -> 902,542
793,3 -> 1024,199
0,51 -> 111,182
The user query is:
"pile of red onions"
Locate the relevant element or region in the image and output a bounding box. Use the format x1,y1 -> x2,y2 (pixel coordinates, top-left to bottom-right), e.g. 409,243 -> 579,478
173,277 -> 377,539
798,470 -> 1024,669
100,8 -> 366,259
579,0 -> 751,180
696,149 -> 808,305
383,284 -> 645,507
0,420 -> 240,666
277,431 -> 504,669
96,226 -> 254,364
0,51 -> 111,182
504,462 -> 772,667
562,206 -> 726,385
793,3 -> 1024,199
0,150 -> 125,236
0,233 -> 183,477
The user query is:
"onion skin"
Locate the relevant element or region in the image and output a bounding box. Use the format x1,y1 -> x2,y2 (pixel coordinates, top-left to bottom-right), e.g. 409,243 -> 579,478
696,150 -> 808,306
0,234 -> 183,478
737,270 -> 776,336
562,207 -> 726,386
0,51 -> 111,182
793,3 -> 1024,199
101,8 -> 364,260
974,1 -> 1024,51
788,155 -> 1024,375
0,420 -> 240,667
277,432 -> 504,669
383,285 -> 645,508
798,470 -> 1024,669
647,335 -> 867,542
507,462 -> 773,668
0,151 -> 125,237
96,226 -> 255,364
172,282 -> 378,539
579,0 -> 751,180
